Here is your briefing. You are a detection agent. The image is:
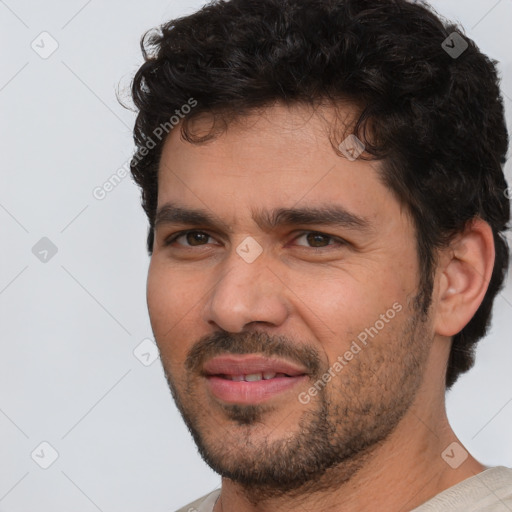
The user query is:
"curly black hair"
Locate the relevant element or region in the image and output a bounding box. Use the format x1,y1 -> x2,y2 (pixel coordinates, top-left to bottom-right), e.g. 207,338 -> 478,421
129,0 -> 510,389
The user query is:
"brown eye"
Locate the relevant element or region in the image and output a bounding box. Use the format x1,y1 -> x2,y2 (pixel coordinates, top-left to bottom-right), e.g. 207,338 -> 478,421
294,231 -> 342,248
306,233 -> 331,247
184,231 -> 210,246
164,230 -> 214,247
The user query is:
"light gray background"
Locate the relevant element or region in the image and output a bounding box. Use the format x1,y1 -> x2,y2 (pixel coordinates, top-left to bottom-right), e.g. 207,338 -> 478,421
0,1 -> 511,510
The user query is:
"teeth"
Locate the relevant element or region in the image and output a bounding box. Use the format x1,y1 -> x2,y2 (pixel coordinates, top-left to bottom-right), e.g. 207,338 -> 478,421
245,373 -> 263,382
223,372 -> 282,381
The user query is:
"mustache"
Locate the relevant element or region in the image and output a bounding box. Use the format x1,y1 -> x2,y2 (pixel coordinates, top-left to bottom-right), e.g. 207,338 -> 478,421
185,330 -> 321,376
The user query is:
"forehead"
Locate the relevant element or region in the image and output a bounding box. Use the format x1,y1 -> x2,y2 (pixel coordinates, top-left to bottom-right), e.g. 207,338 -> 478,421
156,103 -> 405,232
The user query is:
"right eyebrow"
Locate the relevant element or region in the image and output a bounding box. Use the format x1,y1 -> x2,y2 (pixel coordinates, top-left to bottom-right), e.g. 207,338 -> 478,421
154,202 -> 229,231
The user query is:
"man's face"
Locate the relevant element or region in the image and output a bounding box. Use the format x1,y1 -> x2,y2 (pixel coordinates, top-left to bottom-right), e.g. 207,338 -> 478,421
147,104 -> 435,493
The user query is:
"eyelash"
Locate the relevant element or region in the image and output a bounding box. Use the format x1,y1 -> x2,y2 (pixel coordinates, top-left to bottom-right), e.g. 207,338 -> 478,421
162,230 -> 346,250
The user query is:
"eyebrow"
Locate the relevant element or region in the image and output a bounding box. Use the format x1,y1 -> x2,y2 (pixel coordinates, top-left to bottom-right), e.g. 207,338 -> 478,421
154,202 -> 372,234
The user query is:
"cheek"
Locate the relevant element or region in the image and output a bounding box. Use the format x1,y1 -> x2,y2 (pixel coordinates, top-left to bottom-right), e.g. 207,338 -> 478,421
146,259 -> 202,362
146,259 -> 172,327
293,269 -> 407,357
147,258 -> 200,316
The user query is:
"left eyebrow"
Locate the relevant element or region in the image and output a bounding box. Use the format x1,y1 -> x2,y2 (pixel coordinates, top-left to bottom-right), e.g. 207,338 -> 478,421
154,201 -> 372,234
251,205 -> 372,233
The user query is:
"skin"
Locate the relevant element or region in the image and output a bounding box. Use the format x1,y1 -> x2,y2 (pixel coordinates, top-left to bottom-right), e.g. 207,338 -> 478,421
147,103 -> 495,511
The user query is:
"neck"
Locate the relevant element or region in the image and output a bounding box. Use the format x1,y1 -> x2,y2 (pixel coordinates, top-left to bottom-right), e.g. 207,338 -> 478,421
214,388 -> 485,511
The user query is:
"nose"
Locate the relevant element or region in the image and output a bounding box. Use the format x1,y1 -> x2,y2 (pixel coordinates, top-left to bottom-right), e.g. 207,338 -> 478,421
203,248 -> 290,333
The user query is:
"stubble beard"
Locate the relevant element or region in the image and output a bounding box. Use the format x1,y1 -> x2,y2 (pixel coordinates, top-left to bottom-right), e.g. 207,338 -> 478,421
162,302 -> 432,502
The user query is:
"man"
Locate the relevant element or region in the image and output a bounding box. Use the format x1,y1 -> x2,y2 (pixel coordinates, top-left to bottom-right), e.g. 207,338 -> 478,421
128,0 -> 512,510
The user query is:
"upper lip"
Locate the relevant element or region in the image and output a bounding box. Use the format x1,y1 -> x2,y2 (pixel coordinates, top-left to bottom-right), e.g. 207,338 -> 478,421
202,355 -> 309,377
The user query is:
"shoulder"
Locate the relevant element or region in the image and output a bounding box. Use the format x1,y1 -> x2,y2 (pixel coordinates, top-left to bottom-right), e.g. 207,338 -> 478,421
413,466 -> 512,511
477,466 -> 512,510
174,489 -> 221,512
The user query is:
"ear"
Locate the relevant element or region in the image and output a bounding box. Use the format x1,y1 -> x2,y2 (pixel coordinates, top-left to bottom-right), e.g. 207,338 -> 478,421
434,218 -> 495,337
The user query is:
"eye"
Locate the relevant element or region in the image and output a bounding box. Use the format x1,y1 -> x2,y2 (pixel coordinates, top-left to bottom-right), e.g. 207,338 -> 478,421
293,231 -> 345,248
162,230 -> 346,250
164,230 -> 217,247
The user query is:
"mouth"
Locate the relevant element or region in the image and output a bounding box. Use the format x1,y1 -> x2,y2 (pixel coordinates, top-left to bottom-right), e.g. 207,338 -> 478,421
202,355 -> 309,404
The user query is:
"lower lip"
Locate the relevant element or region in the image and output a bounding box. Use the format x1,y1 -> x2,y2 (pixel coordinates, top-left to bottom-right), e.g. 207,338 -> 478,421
205,375 -> 308,404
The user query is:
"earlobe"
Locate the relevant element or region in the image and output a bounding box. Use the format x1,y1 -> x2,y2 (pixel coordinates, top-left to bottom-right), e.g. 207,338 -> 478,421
434,219 -> 495,337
